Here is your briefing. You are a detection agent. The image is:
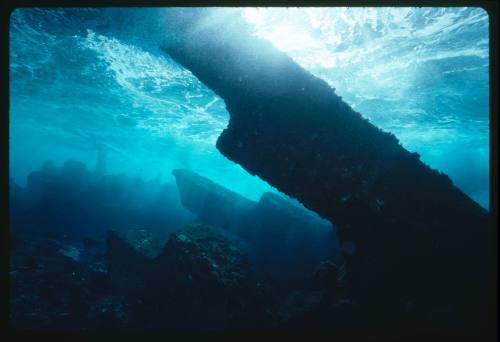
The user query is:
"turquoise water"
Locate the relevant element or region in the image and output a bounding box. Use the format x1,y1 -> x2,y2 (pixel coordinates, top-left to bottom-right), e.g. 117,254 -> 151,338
9,7 -> 489,208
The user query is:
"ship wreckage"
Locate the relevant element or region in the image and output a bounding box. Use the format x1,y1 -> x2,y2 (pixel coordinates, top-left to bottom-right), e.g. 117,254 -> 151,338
9,8 -> 495,332
159,8 -> 495,330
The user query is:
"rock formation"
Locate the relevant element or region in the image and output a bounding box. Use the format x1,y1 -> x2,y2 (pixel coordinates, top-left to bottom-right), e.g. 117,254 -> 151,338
9,233 -> 130,330
115,224 -> 272,329
10,225 -> 272,330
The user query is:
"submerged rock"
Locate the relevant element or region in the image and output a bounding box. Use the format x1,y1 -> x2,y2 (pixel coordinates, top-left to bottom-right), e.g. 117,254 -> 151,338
102,224 -> 273,329
11,225 -> 270,330
58,246 -> 80,262
155,224 -> 255,294
277,290 -> 324,324
149,224 -> 272,329
9,233 -> 128,330
105,229 -> 151,294
108,228 -> 166,259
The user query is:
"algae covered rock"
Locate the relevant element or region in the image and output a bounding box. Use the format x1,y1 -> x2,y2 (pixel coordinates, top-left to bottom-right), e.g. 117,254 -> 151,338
159,224 -> 251,287
149,224 -> 272,329
107,228 -> 166,260
9,233 -> 128,330
106,229 -> 149,273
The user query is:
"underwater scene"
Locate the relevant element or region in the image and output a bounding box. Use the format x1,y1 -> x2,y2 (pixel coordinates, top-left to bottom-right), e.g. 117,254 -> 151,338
9,7 -> 493,331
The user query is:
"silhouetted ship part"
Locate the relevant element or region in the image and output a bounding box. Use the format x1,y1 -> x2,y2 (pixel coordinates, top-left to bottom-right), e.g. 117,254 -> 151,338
161,8 -> 494,329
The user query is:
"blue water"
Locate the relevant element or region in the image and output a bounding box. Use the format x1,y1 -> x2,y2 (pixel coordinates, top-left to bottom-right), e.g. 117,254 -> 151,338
9,7 -> 489,208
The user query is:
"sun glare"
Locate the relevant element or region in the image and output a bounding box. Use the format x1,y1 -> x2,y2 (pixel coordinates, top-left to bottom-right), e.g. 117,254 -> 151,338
243,8 -> 325,53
